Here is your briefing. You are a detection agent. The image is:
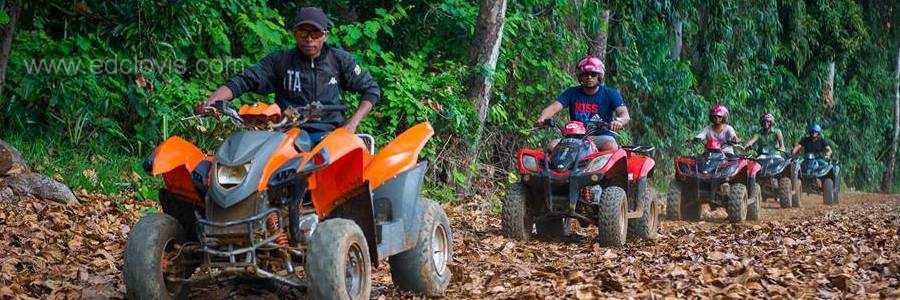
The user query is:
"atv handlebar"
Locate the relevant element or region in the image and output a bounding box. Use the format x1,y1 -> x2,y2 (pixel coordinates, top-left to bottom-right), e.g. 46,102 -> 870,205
199,101 -> 348,131
539,119 -> 618,137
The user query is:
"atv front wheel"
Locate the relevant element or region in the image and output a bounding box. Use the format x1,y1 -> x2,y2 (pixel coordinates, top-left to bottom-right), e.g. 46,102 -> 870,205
747,182 -> 761,221
792,177 -> 802,207
823,178 -> 836,205
124,213 -> 193,300
778,177 -> 792,208
726,184 -> 748,223
306,218 -> 372,300
389,201 -> 452,296
666,182 -> 681,220
501,183 -> 533,240
833,174 -> 841,204
680,185 -> 702,221
597,186 -> 627,247
628,178 -> 658,240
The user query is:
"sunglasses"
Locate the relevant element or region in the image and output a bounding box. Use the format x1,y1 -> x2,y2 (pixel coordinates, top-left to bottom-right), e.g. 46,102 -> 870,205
579,72 -> 600,78
295,29 -> 326,40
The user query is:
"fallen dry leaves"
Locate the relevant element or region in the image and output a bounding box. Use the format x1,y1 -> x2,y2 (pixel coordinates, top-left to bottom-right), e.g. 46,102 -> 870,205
1,192 -> 898,299
0,193 -> 154,299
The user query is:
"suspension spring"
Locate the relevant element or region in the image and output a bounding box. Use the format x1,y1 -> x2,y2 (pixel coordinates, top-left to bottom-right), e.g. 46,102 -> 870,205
266,213 -> 289,248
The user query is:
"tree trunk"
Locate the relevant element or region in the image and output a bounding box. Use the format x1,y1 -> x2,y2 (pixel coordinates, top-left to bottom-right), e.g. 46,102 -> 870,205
882,47 -> 900,193
822,61 -> 836,110
460,0 -> 507,195
589,10 -> 611,63
670,11 -> 683,60
0,1 -> 22,97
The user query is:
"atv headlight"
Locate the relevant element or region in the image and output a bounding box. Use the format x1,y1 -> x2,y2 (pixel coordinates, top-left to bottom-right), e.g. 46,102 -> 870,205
585,154 -> 612,173
521,155 -> 540,173
217,163 -> 251,187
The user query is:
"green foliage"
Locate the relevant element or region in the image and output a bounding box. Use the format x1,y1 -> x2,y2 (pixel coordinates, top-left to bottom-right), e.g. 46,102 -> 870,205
1,0 -> 897,198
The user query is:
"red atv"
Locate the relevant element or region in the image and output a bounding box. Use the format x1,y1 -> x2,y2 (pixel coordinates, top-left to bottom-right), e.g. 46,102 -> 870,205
124,101 -> 451,299
666,138 -> 762,223
501,119 -> 658,247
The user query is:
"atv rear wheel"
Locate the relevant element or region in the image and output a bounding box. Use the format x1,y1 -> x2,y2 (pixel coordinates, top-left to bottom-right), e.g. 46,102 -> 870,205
778,177 -> 792,208
389,201 -> 452,296
628,178 -> 658,240
666,182 -> 681,220
501,183 -> 533,240
726,184 -> 748,223
124,213 -> 193,300
823,178 -> 836,205
597,186 -> 627,247
306,218 -> 372,300
747,182 -> 761,221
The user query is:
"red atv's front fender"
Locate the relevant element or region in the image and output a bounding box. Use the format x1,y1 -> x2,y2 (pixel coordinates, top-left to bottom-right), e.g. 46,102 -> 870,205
745,160 -> 762,178
151,136 -> 207,205
364,122 -> 434,189
598,148 -> 628,174
626,153 -> 655,181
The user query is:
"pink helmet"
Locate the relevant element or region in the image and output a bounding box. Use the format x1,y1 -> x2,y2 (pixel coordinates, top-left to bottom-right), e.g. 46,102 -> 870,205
709,104 -> 729,123
577,56 -> 604,75
709,104 -> 729,118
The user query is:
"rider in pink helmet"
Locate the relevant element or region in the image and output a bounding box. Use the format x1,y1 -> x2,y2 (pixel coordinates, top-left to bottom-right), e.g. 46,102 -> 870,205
535,55 -> 630,151
695,103 -> 741,155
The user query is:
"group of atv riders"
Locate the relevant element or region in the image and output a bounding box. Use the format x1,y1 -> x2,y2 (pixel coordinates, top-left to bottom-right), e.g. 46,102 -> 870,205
145,5 -> 834,296
194,6 -> 833,170
196,6 -> 835,225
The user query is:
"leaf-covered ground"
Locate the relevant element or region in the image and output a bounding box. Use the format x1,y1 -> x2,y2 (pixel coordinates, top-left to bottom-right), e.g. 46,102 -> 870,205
1,192 -> 898,299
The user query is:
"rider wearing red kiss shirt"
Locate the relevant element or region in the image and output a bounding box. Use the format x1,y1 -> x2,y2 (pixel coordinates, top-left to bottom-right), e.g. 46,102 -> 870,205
536,55 -> 630,150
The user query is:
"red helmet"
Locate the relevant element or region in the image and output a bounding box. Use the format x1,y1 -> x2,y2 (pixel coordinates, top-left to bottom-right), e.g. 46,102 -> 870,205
577,56 -> 604,75
761,112 -> 775,128
563,121 -> 587,135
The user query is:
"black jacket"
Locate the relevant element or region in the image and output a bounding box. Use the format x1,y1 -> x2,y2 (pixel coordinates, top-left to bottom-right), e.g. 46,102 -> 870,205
225,45 -> 380,125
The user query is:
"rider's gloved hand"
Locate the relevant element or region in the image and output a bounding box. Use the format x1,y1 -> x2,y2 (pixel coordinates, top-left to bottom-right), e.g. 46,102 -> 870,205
535,117 -> 548,128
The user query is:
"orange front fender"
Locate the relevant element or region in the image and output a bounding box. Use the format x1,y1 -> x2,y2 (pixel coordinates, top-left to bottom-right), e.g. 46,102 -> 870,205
364,122 -> 434,190
151,136 -> 206,205
306,128 -> 373,216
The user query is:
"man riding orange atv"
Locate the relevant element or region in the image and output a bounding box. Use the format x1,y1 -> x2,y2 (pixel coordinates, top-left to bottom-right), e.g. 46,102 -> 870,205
123,6 -> 451,299
123,101 -> 452,299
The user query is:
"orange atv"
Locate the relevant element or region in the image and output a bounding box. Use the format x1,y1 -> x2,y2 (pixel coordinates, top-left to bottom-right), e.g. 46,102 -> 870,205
124,101 -> 452,299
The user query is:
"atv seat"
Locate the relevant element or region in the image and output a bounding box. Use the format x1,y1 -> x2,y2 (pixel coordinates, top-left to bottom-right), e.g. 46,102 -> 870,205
357,134 -> 375,155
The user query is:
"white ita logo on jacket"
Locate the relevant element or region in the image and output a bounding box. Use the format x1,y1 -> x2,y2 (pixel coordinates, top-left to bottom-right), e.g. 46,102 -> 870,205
284,70 -> 303,93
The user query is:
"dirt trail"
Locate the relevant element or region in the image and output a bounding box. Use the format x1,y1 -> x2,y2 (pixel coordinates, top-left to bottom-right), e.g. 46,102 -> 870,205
411,192 -> 900,299
1,192 -> 897,298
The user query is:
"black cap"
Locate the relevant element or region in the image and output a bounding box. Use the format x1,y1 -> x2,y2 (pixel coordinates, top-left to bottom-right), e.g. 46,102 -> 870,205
291,7 -> 328,31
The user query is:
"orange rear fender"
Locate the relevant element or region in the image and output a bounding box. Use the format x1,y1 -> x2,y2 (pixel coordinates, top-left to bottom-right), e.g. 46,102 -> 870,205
364,122 -> 434,190
306,128 -> 373,216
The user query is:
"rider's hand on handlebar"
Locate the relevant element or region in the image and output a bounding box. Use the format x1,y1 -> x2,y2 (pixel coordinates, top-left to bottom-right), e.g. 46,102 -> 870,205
195,99 -> 223,116
610,120 -> 624,131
